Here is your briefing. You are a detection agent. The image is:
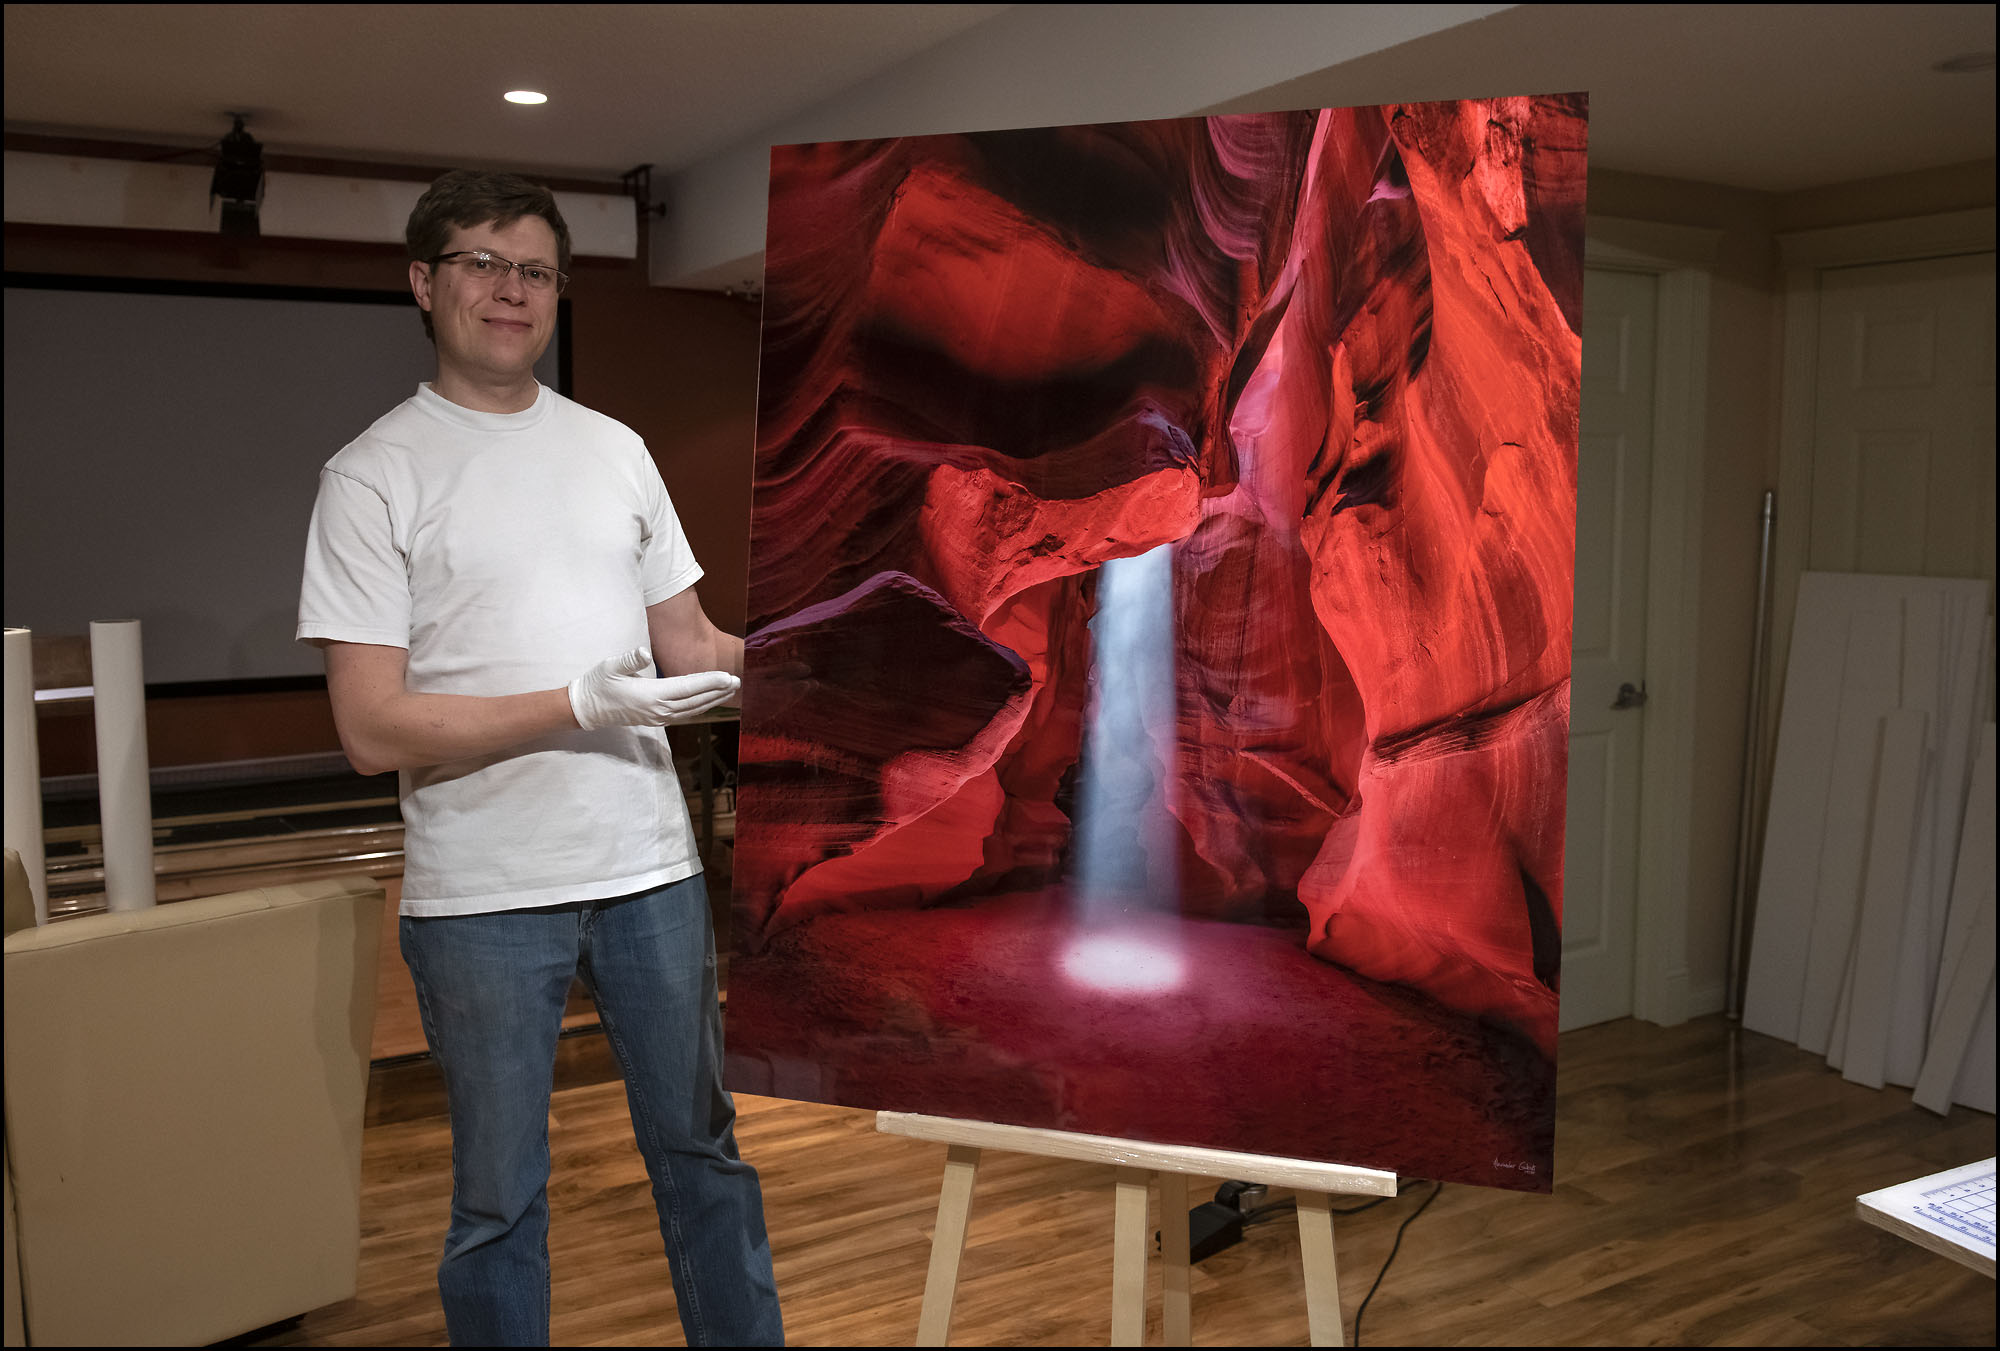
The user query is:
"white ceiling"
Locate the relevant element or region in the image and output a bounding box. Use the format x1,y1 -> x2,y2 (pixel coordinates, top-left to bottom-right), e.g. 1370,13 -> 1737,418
1211,3 -> 1999,193
3,3 -> 1993,191
1,3 -> 1014,177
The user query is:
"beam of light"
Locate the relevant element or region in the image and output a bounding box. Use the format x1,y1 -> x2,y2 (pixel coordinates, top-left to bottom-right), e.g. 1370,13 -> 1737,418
1063,542 -> 1185,994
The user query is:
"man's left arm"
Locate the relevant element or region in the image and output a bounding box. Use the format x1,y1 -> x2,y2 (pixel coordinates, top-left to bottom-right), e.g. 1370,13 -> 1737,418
647,587 -> 745,681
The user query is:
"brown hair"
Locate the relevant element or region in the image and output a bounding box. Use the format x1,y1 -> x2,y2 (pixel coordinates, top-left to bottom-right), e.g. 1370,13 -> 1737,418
406,169 -> 571,339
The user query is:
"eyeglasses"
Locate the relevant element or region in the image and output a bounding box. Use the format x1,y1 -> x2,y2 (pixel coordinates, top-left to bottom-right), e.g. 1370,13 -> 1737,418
430,250 -> 570,294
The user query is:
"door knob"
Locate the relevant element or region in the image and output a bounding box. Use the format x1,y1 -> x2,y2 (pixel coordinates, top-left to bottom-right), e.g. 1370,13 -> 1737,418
1612,681 -> 1648,710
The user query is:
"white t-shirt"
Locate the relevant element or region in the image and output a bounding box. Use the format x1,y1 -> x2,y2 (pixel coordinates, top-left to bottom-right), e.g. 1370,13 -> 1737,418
297,383 -> 705,916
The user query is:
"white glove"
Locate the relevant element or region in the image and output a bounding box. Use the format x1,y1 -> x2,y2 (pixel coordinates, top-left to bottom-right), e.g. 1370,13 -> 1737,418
567,649 -> 740,730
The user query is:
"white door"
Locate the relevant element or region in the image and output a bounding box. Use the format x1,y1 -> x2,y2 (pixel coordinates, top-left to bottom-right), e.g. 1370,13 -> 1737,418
1809,252 -> 1996,589
1562,267 -> 1658,1031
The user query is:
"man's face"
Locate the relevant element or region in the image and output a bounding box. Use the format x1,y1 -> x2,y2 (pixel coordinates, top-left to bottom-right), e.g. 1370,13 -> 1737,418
409,215 -> 560,387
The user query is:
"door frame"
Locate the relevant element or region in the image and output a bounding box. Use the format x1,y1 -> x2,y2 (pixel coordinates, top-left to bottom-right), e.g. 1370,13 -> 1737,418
1765,208 -> 1998,791
1581,218 -> 1717,1026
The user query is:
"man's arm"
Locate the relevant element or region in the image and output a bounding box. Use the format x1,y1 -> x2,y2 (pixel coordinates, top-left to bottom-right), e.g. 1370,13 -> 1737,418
322,641 -> 576,776
323,641 -> 739,776
647,587 -> 745,679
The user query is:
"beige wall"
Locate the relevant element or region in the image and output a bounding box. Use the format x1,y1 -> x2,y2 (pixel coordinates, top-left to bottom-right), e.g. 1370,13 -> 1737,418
1775,157 -> 1998,233
1585,158 -> 1996,1012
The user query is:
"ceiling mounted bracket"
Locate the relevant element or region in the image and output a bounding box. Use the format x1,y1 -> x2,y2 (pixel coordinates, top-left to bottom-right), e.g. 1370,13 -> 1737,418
621,164 -> 667,221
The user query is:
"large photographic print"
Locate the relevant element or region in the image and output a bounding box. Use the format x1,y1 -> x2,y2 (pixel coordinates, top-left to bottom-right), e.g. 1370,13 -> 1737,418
727,96 -> 1587,1191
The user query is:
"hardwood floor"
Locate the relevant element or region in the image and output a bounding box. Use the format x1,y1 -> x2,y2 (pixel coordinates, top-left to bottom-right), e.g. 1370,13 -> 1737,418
262,1013 -> 1995,1347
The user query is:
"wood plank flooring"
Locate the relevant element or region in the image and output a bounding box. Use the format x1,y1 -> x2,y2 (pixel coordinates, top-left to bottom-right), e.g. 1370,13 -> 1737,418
260,1013 -> 1995,1347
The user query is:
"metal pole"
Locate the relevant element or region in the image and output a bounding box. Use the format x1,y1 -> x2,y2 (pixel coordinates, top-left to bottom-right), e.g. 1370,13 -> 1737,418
1726,490 -> 1776,1019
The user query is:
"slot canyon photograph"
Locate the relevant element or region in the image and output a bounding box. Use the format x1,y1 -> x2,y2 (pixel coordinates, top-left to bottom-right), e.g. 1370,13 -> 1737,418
727,94 -> 1587,1192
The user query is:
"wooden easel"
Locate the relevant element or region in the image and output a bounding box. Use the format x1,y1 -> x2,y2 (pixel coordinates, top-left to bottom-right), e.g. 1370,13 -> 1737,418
877,1112 -> 1396,1347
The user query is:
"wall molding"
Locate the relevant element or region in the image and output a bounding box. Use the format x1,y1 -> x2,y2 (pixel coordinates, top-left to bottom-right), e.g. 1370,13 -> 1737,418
1,131 -> 629,196
1686,979 -> 1727,1019
1776,206 -> 1996,270
3,147 -> 640,260
1587,217 -> 1725,269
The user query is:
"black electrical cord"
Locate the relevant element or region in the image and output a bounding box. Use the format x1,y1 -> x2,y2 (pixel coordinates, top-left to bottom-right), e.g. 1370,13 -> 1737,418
1171,1173 -> 1442,1328
1351,1179 -> 1443,1348
1241,1197 -> 1296,1229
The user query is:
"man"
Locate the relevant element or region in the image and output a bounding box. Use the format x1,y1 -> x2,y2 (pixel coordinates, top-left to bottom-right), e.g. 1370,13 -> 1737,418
297,169 -> 783,1347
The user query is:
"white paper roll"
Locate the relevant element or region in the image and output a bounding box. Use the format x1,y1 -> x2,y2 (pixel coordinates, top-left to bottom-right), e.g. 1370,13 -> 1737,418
3,627 -> 48,925
91,619 -> 156,911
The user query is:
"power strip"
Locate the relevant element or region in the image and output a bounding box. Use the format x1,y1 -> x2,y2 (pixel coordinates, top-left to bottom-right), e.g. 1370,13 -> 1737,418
1186,1201 -> 1244,1260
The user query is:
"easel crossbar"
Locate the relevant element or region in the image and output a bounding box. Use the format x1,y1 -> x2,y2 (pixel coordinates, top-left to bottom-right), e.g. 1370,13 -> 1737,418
876,1111 -> 1396,1196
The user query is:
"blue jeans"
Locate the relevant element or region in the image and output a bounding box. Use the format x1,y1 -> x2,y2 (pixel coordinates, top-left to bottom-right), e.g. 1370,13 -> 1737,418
401,874 -> 783,1347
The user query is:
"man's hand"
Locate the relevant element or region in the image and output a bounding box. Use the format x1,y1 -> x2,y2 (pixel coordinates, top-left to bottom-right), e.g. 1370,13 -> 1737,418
568,649 -> 740,730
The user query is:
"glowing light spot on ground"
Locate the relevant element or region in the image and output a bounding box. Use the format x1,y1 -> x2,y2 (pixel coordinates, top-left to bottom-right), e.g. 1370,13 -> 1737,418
1059,932 -> 1188,994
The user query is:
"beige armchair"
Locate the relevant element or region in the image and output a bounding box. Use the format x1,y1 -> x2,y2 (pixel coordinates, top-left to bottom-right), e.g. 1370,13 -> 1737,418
3,849 -> 383,1346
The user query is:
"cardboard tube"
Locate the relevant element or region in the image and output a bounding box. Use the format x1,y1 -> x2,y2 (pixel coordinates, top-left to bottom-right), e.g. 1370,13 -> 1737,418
4,627 -> 48,925
91,619 -> 156,911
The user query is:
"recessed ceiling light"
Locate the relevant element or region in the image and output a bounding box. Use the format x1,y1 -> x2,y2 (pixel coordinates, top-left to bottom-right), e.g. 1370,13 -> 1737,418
1932,51 -> 1995,74
504,90 -> 549,105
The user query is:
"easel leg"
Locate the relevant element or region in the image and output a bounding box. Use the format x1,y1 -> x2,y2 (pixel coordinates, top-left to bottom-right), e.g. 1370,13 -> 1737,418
1296,1189 -> 1342,1347
1158,1172 -> 1191,1346
1111,1166 -> 1151,1346
917,1143 -> 981,1347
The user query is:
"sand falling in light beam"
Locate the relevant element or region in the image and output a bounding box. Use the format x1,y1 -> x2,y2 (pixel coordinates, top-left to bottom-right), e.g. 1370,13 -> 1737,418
1061,542 -> 1187,995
